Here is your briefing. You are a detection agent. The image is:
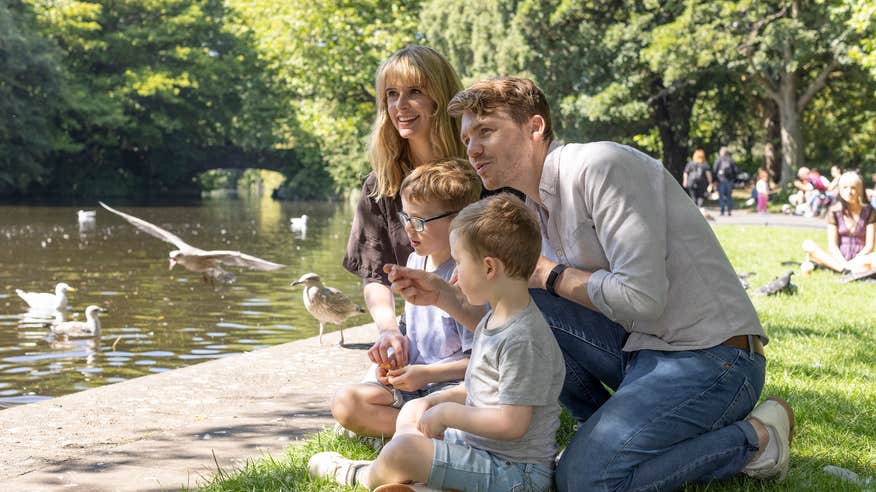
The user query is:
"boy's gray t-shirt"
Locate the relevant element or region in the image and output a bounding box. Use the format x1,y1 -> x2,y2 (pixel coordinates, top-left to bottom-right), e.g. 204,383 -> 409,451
462,300 -> 566,467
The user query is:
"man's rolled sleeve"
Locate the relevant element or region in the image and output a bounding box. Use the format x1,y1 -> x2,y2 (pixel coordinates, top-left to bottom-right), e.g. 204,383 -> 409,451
582,147 -> 669,321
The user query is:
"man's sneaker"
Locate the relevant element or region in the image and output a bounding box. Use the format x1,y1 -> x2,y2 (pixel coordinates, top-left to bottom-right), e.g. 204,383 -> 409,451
742,397 -> 794,481
307,451 -> 372,485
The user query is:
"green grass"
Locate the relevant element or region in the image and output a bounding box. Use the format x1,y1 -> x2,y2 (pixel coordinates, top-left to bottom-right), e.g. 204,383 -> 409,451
194,226 -> 876,491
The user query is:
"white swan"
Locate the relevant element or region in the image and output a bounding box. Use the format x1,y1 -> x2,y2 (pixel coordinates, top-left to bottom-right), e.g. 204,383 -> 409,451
289,214 -> 308,232
16,282 -> 75,311
52,305 -> 103,338
292,273 -> 364,345
100,202 -> 285,283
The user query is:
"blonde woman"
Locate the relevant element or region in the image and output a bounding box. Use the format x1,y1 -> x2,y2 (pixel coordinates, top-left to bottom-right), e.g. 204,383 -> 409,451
803,172 -> 876,273
343,45 -> 466,369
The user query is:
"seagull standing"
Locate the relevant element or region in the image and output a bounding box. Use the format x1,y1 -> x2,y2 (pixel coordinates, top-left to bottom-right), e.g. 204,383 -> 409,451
52,305 -> 104,338
292,273 -> 365,345
100,202 -> 286,283
16,282 -> 75,311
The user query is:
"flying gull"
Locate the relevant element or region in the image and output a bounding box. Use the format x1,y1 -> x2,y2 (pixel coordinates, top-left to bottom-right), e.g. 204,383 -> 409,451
100,202 -> 285,283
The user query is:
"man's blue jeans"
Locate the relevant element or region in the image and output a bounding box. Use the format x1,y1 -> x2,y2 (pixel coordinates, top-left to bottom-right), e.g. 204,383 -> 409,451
717,180 -> 734,215
531,290 -> 765,492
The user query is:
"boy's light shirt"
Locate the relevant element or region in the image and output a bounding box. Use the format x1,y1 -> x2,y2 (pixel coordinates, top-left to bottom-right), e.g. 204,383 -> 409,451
404,253 -> 473,367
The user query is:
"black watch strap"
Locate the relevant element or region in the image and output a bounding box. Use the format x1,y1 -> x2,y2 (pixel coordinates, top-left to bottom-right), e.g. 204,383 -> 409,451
546,264 -> 568,296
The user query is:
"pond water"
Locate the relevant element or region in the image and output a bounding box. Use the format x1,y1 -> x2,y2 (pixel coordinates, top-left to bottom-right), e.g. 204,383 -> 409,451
0,195 -> 371,409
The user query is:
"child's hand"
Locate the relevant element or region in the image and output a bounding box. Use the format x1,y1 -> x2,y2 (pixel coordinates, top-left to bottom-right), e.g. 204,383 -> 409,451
387,365 -> 427,392
417,404 -> 449,440
368,332 -> 408,369
375,364 -> 390,385
396,396 -> 433,432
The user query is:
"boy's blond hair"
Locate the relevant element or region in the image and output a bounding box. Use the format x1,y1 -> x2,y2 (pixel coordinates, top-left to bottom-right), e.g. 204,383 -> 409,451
450,194 -> 541,280
399,158 -> 482,212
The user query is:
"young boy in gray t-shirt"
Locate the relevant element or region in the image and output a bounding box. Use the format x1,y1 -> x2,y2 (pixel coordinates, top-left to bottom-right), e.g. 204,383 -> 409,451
309,194 -> 566,491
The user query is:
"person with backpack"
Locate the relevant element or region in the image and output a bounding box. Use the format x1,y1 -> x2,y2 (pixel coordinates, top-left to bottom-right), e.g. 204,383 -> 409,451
712,147 -> 738,216
683,149 -> 712,209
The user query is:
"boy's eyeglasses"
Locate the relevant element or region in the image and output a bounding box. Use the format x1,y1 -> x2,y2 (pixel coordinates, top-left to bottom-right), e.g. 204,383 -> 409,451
397,210 -> 458,232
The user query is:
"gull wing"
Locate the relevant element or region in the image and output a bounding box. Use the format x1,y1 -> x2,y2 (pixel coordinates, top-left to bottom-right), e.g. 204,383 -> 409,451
194,250 -> 286,271
100,202 -> 196,252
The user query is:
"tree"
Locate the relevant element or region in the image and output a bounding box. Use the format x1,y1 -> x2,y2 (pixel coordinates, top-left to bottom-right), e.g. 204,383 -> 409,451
228,0 -> 421,192
0,0 -> 64,194
24,0 -> 286,196
719,1 -> 857,185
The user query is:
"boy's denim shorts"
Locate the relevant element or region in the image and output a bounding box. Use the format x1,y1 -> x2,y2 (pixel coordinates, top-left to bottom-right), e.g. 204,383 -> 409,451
364,380 -> 460,409
427,433 -> 554,492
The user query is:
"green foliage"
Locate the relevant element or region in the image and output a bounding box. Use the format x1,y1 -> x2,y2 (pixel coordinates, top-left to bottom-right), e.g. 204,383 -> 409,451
0,0 -> 64,193
16,0 -> 290,197
2,0 -> 876,198
228,0 -> 421,193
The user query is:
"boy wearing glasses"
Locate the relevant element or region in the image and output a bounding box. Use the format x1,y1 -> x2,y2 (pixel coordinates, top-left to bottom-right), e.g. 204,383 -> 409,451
311,194 -> 564,491
330,158 -> 483,440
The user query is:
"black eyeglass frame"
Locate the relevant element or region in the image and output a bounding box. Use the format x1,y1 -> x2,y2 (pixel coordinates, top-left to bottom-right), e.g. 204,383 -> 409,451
397,210 -> 458,232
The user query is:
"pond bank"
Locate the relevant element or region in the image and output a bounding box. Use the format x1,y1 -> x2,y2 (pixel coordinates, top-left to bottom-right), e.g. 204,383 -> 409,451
0,323 -> 376,491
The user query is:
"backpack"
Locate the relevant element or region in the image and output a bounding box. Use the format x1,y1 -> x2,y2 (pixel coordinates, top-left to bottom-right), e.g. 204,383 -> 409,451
716,157 -> 737,181
688,162 -> 708,188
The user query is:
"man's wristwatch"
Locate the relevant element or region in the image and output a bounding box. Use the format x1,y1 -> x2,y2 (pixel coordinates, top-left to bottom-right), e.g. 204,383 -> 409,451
545,264 -> 568,296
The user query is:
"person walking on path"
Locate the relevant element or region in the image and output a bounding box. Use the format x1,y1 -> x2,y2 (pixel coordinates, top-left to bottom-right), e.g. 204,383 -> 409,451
385,77 -> 794,492
712,146 -> 738,216
683,148 -> 712,209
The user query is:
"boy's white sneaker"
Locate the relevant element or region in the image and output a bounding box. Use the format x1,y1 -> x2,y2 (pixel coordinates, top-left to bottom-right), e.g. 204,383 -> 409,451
307,451 -> 372,485
742,397 -> 794,481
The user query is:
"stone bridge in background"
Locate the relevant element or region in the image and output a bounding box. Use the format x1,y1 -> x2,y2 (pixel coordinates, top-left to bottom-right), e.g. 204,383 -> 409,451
183,146 -> 300,177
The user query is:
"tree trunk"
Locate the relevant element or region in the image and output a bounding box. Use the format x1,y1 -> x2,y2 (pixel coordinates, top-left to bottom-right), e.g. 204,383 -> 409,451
651,81 -> 693,183
762,101 -> 781,182
777,75 -> 803,188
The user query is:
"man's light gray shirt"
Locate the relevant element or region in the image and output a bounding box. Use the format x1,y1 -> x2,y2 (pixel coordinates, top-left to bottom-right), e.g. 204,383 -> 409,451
528,142 -> 766,352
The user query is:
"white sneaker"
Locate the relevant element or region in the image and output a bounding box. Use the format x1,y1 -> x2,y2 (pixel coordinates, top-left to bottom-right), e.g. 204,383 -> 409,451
333,422 -> 387,451
307,451 -> 372,485
742,397 -> 794,481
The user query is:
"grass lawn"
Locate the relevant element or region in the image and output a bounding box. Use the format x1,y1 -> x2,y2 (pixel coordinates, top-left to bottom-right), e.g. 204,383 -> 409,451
195,225 -> 876,491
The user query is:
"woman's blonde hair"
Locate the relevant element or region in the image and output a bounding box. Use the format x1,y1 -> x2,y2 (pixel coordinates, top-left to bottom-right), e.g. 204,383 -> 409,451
693,149 -> 706,163
834,171 -> 866,215
369,45 -> 466,199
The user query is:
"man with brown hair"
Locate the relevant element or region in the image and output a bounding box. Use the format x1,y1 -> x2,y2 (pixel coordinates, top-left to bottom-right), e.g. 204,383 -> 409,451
387,77 -> 793,491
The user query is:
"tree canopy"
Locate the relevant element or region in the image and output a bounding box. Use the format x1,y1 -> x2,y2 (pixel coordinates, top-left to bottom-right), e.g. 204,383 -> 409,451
2,0 -> 874,198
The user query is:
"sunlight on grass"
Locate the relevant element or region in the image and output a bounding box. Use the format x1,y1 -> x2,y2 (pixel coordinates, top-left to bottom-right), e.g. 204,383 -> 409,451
196,226 -> 876,491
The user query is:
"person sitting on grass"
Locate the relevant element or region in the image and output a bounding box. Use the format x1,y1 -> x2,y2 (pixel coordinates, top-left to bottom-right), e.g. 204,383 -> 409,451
331,158 -> 482,441
802,171 -> 876,274
309,194 -> 565,492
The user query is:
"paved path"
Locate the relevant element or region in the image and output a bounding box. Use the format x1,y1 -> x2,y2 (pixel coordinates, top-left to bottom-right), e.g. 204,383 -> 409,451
0,323 -> 377,491
704,208 -> 825,229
